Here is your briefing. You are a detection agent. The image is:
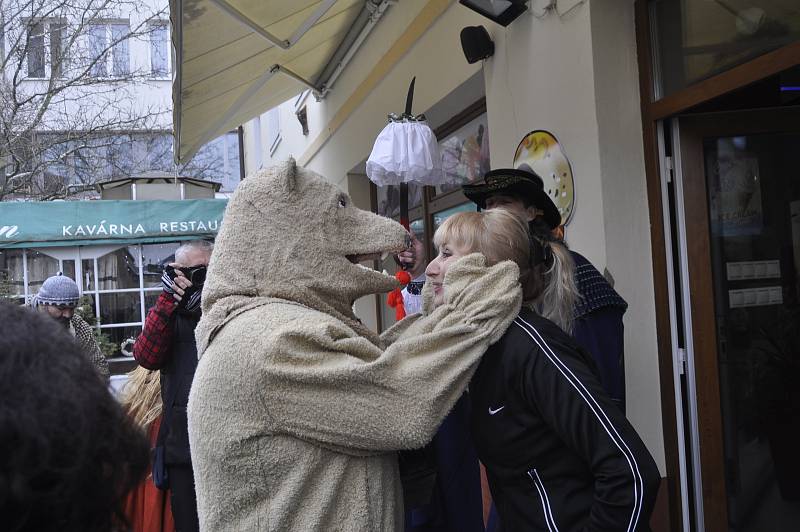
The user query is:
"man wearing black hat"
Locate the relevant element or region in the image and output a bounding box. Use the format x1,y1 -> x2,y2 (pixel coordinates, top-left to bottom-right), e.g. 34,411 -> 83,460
462,168 -> 628,413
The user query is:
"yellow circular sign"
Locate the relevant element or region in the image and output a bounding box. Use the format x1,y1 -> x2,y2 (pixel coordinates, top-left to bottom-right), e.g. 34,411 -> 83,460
513,130 -> 575,226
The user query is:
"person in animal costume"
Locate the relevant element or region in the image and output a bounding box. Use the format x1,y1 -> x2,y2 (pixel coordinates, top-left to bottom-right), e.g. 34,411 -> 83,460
187,159 -> 522,531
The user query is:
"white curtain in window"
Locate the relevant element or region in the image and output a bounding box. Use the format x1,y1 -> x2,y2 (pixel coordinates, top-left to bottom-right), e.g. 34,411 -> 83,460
150,24 -> 168,77
111,23 -> 129,77
27,252 -> 59,294
98,252 -> 121,291
88,24 -> 107,77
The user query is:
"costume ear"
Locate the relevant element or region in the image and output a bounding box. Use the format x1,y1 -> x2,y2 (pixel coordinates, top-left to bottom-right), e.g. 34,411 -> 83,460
278,158 -> 298,195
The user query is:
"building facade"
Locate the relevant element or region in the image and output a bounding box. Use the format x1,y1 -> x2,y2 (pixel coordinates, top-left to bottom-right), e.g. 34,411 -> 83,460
0,0 -> 242,198
171,0 -> 800,529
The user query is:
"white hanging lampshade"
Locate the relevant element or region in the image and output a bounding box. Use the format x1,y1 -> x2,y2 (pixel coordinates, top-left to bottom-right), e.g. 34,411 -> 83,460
366,116 -> 442,186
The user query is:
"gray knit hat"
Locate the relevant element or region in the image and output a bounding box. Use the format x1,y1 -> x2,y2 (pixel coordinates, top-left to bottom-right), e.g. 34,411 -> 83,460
35,273 -> 80,308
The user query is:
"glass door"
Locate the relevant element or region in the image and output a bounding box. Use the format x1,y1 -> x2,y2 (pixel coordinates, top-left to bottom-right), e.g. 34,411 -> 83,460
678,109 -> 800,530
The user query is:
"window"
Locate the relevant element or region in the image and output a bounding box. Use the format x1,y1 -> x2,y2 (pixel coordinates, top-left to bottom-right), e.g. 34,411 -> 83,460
26,19 -> 66,78
106,135 -> 135,176
252,116 -> 263,169
0,249 -> 26,302
649,0 -> 800,98
36,131 -> 243,194
87,22 -> 130,78
183,131 -> 242,191
149,21 -> 169,77
266,107 -> 281,156
146,134 -> 173,172
437,112 -> 489,195
296,106 -> 309,136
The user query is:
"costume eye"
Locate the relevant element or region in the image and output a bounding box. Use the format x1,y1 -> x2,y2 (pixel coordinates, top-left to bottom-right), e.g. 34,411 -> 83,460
338,196 -> 347,208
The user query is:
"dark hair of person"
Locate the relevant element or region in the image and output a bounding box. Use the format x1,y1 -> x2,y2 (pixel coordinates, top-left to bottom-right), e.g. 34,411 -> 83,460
0,302 -> 149,532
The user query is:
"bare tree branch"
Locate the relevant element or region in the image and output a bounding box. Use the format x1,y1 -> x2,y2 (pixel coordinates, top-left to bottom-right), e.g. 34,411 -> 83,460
0,0 -> 230,201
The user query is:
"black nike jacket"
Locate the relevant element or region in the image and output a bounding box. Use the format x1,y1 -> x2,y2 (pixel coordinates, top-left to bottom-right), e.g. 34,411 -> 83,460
469,308 -> 660,531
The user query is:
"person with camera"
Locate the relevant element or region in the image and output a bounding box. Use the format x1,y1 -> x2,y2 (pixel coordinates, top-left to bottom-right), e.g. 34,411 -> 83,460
133,240 -> 213,532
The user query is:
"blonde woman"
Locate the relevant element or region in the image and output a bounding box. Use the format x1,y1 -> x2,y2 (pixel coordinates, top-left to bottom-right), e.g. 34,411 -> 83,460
424,210 -> 659,531
121,367 -> 175,532
463,168 -> 629,414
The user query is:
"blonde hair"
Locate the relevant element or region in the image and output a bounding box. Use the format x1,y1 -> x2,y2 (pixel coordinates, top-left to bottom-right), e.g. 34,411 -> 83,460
434,210 -> 540,301
434,210 -> 579,333
120,366 -> 163,429
535,235 -> 577,334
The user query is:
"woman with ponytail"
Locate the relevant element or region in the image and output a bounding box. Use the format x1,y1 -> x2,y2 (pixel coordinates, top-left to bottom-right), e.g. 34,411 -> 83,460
527,218 -> 579,335
425,210 -> 659,531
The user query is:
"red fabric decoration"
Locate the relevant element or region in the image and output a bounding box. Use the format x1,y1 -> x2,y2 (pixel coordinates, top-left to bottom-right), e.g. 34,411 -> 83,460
395,270 -> 412,285
387,270 -> 412,321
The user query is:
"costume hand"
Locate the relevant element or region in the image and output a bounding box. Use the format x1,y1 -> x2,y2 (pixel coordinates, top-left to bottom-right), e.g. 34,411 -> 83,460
439,253 -> 522,343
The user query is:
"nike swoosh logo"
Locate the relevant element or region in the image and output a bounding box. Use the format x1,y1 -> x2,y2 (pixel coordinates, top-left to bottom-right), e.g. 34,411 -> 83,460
488,406 -> 506,415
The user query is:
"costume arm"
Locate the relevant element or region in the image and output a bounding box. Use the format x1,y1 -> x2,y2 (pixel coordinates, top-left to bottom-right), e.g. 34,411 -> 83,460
262,254 -> 522,454
379,313 -> 423,346
516,318 -> 660,531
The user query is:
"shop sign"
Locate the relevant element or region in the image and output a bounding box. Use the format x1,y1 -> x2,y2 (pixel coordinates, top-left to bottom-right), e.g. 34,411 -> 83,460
0,199 -> 227,248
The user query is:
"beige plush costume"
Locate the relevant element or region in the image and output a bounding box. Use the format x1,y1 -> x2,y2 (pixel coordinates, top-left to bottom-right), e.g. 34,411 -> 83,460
187,159 -> 522,531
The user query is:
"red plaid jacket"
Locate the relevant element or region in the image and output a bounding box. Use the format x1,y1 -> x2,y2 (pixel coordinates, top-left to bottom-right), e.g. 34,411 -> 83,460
133,292 -> 177,370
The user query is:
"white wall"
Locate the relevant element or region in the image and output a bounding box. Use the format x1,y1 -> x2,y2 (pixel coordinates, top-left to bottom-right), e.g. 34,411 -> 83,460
483,5 -> 607,264
590,0 -> 665,474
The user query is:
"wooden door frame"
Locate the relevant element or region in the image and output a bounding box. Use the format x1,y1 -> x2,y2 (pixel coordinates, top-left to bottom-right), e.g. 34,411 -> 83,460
634,0 -> 800,529
678,108 -> 800,530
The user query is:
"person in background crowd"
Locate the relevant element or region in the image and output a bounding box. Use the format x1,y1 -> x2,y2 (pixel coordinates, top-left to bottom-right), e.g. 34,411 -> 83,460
0,302 -> 149,532
399,227 -> 427,316
133,240 -> 213,532
122,366 -> 176,532
397,229 -> 485,532
31,272 -> 109,380
463,167 -> 628,413
425,210 -> 660,531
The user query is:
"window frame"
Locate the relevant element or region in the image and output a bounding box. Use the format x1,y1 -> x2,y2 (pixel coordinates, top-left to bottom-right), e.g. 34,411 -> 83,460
266,107 -> 282,156
85,20 -> 131,79
148,20 -> 170,80
24,18 -> 68,80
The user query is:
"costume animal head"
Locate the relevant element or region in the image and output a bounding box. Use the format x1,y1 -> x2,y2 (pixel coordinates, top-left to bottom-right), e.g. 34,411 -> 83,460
202,159 -> 409,333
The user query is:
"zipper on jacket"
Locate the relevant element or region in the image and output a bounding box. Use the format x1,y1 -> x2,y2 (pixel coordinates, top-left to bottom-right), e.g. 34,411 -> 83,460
527,468 -> 560,532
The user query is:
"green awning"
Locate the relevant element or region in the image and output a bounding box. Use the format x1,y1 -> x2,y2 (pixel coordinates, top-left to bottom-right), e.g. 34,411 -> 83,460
0,199 -> 227,249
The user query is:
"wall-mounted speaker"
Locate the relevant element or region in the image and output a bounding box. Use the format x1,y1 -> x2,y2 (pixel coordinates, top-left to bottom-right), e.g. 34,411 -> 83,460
460,26 -> 495,64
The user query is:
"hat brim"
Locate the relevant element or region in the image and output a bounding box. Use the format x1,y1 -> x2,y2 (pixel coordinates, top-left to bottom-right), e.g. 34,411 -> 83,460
462,180 -> 562,229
